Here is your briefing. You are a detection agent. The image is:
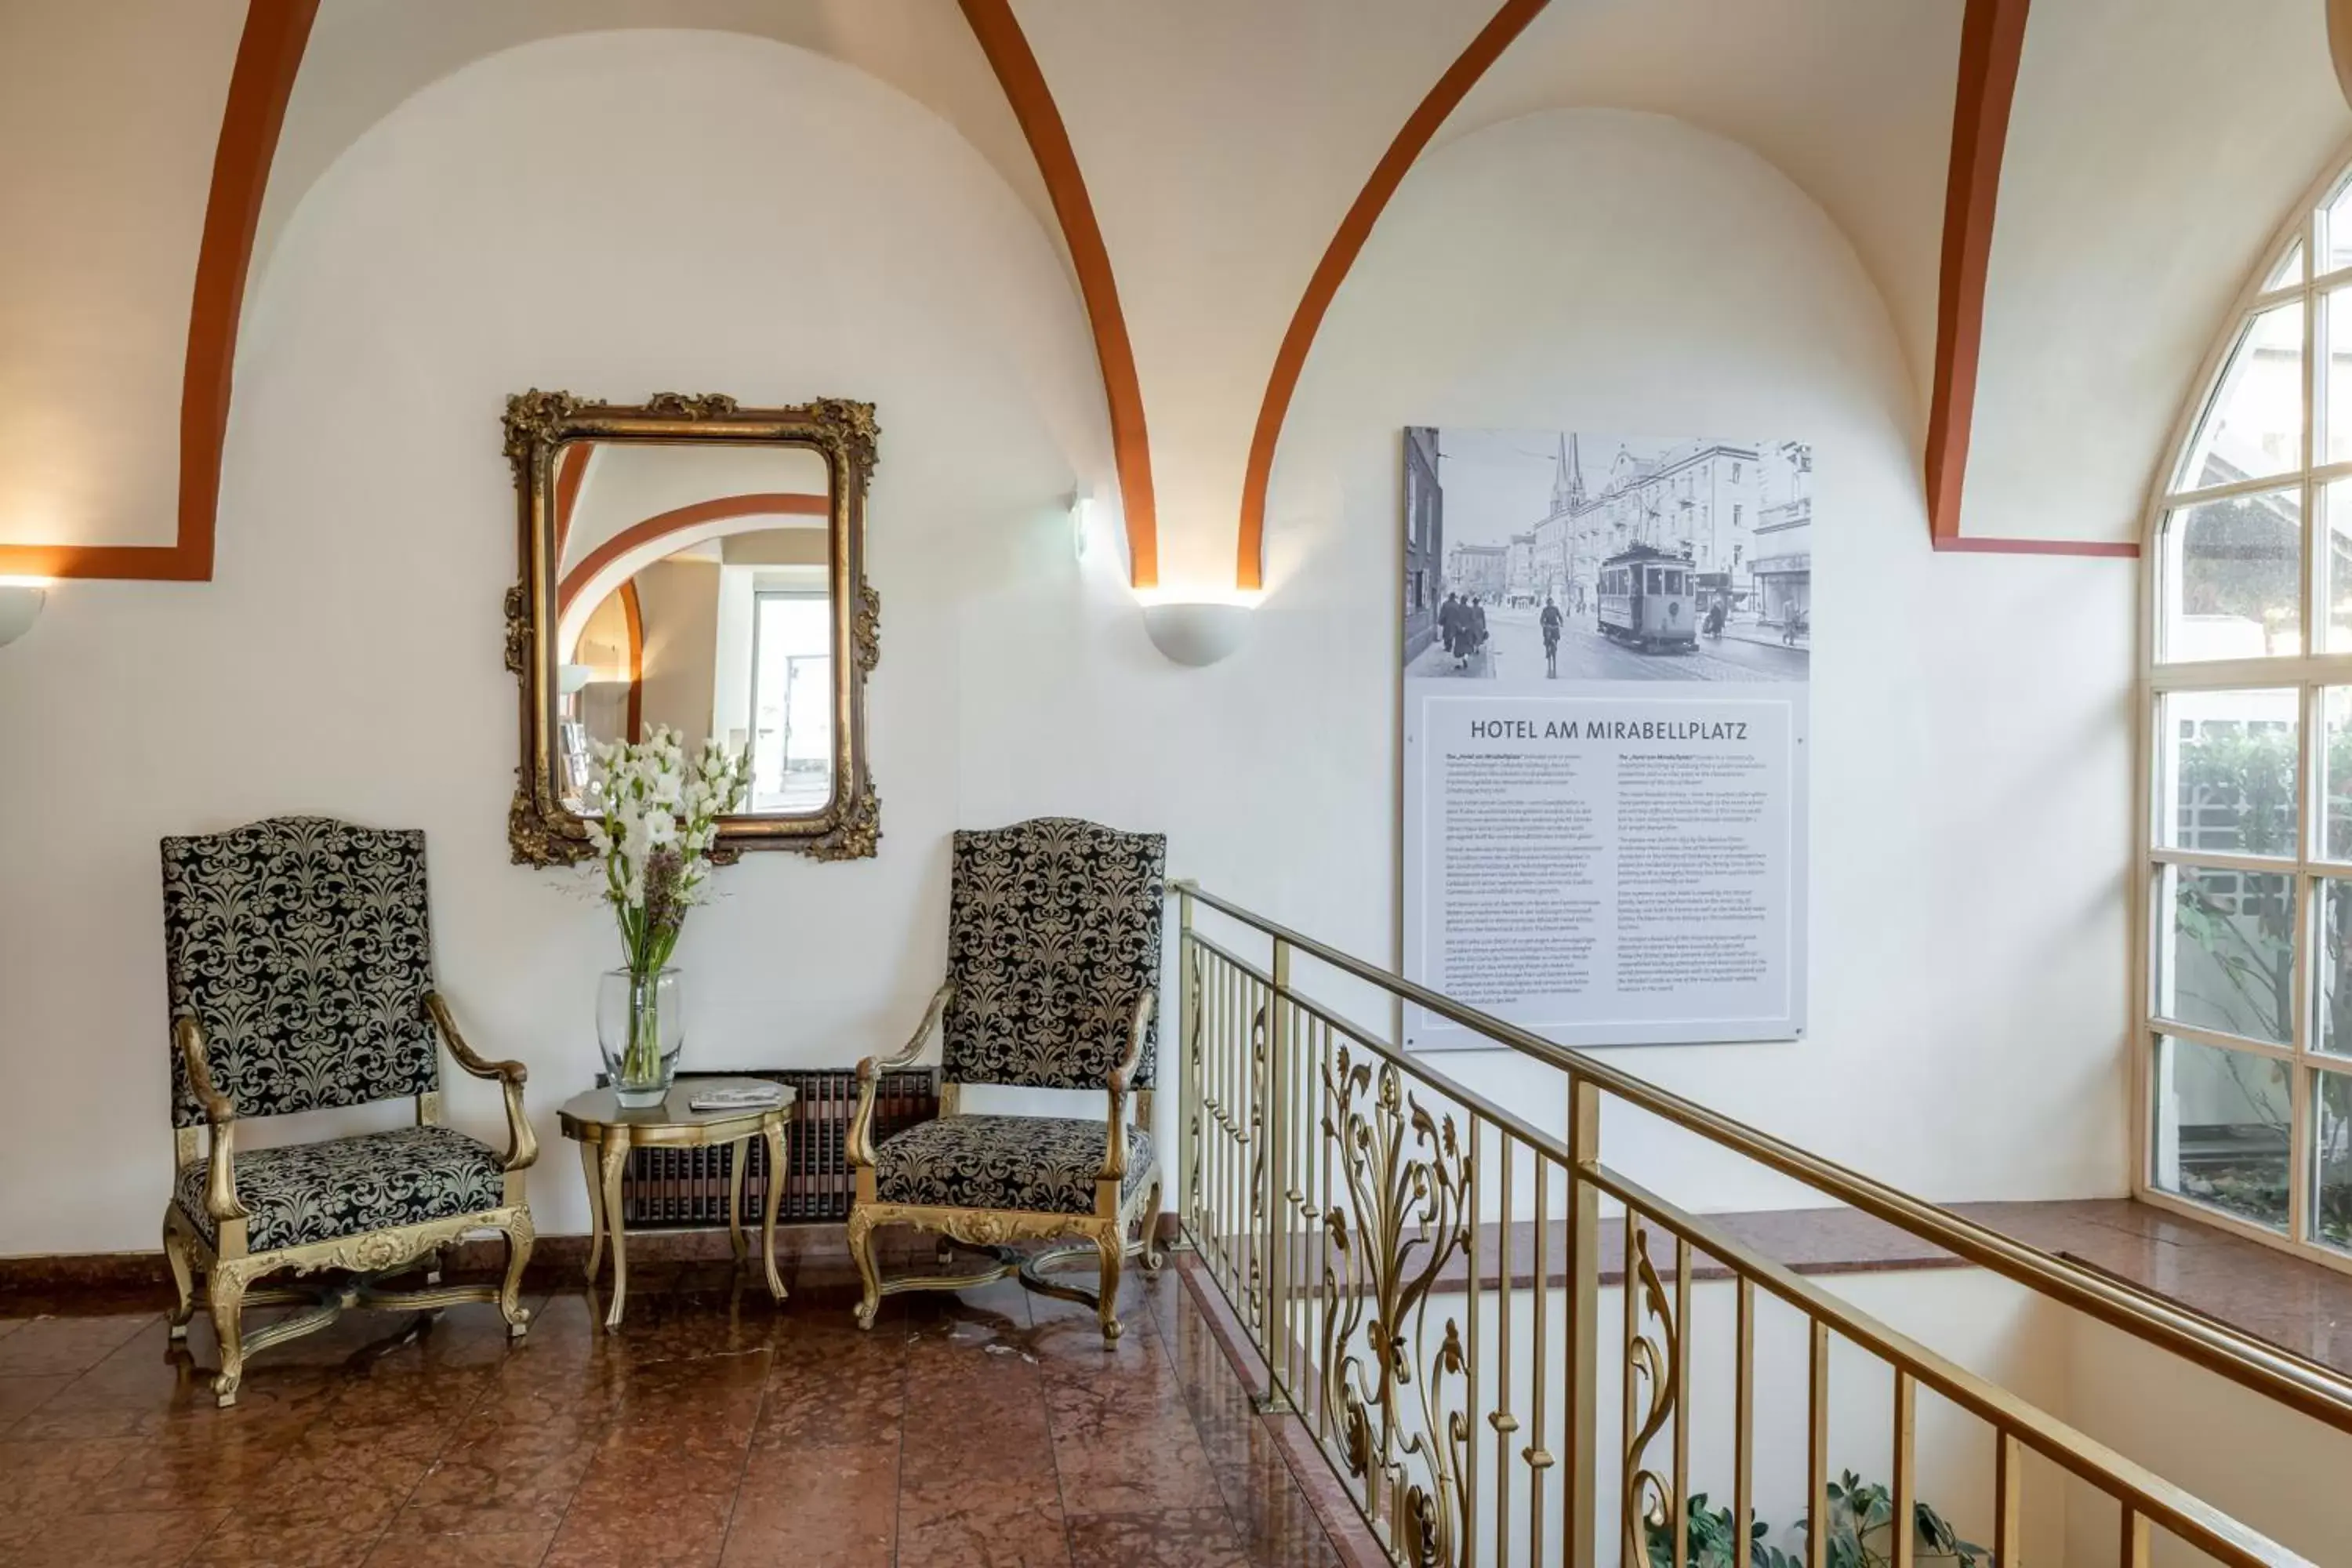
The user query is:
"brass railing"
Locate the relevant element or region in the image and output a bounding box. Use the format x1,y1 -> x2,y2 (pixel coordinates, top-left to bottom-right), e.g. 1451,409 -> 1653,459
1174,882 -> 2347,1568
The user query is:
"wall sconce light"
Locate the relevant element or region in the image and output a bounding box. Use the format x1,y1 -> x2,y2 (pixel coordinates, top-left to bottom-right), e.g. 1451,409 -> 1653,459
557,662 -> 596,698
1069,488 -> 1096,562
0,579 -> 49,648
1140,597 -> 1253,667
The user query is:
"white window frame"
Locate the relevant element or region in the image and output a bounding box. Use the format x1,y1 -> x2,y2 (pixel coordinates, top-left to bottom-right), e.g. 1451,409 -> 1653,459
2138,141 -> 2352,1275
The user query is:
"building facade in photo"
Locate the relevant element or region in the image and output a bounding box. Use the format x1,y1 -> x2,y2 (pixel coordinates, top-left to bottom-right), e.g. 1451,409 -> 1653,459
1504,531 -> 1537,605
1403,426 -> 1445,662
1446,539 -> 1507,601
1749,439 -> 1813,628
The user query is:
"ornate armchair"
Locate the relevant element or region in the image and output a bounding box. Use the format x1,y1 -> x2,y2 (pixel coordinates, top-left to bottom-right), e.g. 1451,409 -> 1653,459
158,817 -> 537,1406
846,818 -> 1166,1342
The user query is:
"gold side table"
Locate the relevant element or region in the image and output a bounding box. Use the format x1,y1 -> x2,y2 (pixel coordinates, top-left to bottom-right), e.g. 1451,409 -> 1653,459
557,1078 -> 798,1330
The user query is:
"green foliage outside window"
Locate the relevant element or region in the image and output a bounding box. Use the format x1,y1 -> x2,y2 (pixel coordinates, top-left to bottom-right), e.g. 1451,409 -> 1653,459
2170,722 -> 2352,1247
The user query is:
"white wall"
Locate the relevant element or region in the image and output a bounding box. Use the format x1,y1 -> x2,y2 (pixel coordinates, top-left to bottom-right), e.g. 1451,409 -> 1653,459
0,52 -> 2134,1253
1254,108 -> 2135,1210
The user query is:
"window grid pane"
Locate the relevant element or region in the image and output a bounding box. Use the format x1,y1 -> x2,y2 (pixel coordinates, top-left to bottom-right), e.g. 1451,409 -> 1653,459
2148,206 -> 2348,1263
2318,1065 -> 2352,1253
2159,487 -> 2303,661
2154,688 -> 2300,857
2172,301 -> 2304,493
2154,865 -> 2296,1045
2151,1033 -> 2293,1233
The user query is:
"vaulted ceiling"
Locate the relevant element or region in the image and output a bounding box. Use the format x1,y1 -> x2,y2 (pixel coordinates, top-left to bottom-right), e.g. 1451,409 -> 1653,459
1,0 -> 2343,586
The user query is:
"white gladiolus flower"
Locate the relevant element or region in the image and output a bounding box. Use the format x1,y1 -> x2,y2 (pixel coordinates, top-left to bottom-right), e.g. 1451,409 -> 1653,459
582,731 -> 750,971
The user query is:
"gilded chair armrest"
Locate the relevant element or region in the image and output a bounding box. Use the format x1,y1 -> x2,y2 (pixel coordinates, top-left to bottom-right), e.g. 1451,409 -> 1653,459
849,978 -> 953,1170
425,993 -> 539,1173
1099,993 -> 1156,1182
175,1017 -> 247,1222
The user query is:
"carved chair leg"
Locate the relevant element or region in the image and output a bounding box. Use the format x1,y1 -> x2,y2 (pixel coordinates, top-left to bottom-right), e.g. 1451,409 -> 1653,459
1095,1225 -> 1125,1345
847,1209 -> 883,1330
162,1207 -> 197,1340
498,1211 -> 535,1339
1137,1178 -> 1166,1274
208,1264 -> 249,1407
425,1247 -> 445,1287
579,1138 -> 607,1284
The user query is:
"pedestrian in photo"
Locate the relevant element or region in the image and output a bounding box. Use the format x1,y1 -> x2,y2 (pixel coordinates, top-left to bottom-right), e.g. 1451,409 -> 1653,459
1469,594 -> 1489,672
1540,594 -> 1563,678
1438,591 -> 1462,664
1704,596 -> 1726,641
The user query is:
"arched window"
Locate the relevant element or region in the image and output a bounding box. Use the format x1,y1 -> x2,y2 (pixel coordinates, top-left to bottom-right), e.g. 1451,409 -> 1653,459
2144,154 -> 2352,1268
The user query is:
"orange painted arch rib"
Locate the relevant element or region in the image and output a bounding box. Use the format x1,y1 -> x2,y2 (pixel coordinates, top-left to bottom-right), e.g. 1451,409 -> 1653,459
1926,0 -> 2028,550
557,492 -> 829,614
552,443 -> 592,557
0,0 -> 318,583
1923,0 -> 2135,559
1234,0 -> 1551,591
958,0 -> 1158,589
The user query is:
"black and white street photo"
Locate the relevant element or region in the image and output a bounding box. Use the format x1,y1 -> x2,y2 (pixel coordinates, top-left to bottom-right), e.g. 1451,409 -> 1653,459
1403,427 -> 1812,684
1399,424 -> 1813,1051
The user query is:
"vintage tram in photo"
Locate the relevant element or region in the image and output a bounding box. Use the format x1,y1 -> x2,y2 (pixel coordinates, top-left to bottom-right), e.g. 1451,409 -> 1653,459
1596,544 -> 1698,652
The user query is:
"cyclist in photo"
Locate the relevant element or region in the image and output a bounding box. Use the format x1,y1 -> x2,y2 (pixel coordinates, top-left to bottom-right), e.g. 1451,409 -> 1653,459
1540,593 -> 1563,678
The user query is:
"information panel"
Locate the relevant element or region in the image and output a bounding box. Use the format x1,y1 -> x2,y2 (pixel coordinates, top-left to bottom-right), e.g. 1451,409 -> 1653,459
1399,427 -> 1810,1050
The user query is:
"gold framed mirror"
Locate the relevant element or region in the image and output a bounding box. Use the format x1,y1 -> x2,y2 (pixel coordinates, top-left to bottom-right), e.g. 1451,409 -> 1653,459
503,390 -> 879,865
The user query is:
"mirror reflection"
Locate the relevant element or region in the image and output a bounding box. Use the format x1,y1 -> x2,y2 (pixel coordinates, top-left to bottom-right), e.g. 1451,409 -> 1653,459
550,441 -> 835,818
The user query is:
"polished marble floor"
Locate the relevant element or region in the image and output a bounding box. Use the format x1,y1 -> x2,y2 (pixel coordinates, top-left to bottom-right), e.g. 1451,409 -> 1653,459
0,1259 -> 1348,1567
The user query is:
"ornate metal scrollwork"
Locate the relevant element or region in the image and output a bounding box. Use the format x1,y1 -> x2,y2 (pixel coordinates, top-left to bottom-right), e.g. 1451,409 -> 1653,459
1317,1047 -> 1473,1566
1623,1213 -> 1681,1564
1247,993 -> 1268,1322
1184,944 -> 1205,1238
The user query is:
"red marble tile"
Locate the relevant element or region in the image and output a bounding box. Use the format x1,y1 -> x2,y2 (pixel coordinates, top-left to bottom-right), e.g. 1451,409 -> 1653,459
574,1420 -> 750,1499
1065,1507 -> 1256,1567
721,1441 -> 897,1566
92,1415 -> 310,1511
538,1485 -> 731,1566
0,1316 -> 156,1377
0,1374 -> 71,1436
1043,1371 -> 1225,1516
895,1472 -> 1073,1568
0,1436 -> 142,1517
0,1274 -> 1355,1568
0,1506 -> 228,1568
753,1330 -> 905,1449
397,1410 -> 603,1534
360,1528 -> 556,1567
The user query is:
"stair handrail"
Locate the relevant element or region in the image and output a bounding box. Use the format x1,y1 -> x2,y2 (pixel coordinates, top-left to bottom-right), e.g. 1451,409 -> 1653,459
1172,879 -> 2352,1437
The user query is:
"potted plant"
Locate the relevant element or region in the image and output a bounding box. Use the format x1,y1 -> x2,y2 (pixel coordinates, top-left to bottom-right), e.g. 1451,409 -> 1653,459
1648,1474 -> 1987,1568
583,727 -> 748,1106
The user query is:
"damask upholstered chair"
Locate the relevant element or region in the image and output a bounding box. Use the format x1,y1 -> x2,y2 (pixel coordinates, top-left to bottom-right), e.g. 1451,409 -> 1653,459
159,816 -> 537,1406
846,818 -> 1166,1342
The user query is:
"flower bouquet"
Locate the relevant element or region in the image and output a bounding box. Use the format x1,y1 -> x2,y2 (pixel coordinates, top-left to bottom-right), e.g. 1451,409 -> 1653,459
583,728 -> 749,1105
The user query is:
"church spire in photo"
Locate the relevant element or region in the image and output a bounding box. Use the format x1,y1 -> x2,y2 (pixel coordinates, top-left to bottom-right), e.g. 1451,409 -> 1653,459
1553,431 -> 1586,514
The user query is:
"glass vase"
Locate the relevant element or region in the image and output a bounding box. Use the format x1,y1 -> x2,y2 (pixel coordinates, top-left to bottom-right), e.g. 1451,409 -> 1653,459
598,967 -> 683,1108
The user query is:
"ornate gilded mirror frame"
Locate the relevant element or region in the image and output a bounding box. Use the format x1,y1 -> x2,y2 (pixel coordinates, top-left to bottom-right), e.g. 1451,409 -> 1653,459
502,390 -> 880,866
